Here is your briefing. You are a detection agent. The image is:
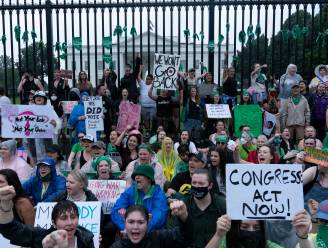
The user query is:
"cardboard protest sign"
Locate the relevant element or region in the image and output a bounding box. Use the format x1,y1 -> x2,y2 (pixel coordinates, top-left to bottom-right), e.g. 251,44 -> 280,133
226,164 -> 303,220
153,53 -> 181,90
198,84 -> 215,96
61,101 -> 78,114
84,96 -> 104,138
234,104 -> 263,137
116,101 -> 141,133
205,104 -> 231,119
35,201 -> 101,248
263,111 -> 276,136
304,147 -> 328,167
1,104 -> 56,138
88,180 -> 126,214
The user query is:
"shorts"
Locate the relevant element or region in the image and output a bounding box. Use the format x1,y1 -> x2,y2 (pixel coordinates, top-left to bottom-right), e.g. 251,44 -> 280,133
141,106 -> 156,121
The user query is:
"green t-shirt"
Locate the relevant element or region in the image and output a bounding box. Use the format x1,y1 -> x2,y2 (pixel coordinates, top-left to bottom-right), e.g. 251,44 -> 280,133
71,143 -> 83,153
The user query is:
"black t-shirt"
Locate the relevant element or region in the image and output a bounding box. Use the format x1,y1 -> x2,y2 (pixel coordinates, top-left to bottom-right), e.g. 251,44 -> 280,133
170,171 -> 191,193
22,78 -> 40,104
187,99 -> 201,120
156,95 -> 172,118
222,77 -> 238,97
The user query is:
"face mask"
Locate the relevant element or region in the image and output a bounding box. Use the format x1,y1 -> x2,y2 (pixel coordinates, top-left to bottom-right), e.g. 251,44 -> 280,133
51,96 -> 57,101
317,224 -> 328,247
239,230 -> 262,248
191,186 -> 209,199
40,173 -> 52,182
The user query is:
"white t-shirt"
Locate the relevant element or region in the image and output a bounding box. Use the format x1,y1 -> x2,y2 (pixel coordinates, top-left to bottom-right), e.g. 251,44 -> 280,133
174,142 -> 198,154
139,80 -> 156,108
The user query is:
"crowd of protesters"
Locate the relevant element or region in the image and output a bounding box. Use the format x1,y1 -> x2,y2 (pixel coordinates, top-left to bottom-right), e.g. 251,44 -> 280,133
0,60 -> 327,248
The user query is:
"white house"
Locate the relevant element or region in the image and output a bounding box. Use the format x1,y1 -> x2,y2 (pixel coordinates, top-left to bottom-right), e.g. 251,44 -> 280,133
66,32 -> 234,86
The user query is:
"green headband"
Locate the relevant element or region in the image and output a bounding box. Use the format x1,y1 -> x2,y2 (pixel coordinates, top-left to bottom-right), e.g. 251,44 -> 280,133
242,89 -> 250,96
138,144 -> 153,153
93,155 -> 112,171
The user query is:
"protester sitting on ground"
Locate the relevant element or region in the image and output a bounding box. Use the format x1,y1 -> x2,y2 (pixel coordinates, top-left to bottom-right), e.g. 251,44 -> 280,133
46,144 -> 70,176
207,147 -> 227,196
150,129 -> 167,153
67,132 -> 85,169
205,210 -> 310,248
74,134 -> 94,170
0,191 -> 95,248
298,126 -> 323,150
125,144 -> 165,188
54,169 -> 97,202
0,140 -> 32,182
246,135 -> 271,163
174,130 -> 198,154
0,169 -> 35,224
23,157 -> 66,205
239,89 -> 252,105
110,204 -> 190,248
167,151 -> 207,197
237,131 -> 257,161
209,120 -> 227,144
107,130 -> 123,168
111,165 -> 168,231
309,64 -> 328,92
170,168 -> 226,248
149,125 -> 165,144
174,144 -> 190,177
156,137 -> 180,182
278,128 -> 295,154
92,156 -> 120,180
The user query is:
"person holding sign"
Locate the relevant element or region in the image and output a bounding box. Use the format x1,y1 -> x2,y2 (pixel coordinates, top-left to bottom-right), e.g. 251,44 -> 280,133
205,210 -> 310,248
0,189 -> 95,248
111,165 -> 168,232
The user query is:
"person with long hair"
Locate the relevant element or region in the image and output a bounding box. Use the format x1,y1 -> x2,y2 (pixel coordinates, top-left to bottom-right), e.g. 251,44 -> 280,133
101,68 -> 118,102
74,135 -> 94,170
17,68 -> 44,104
77,71 -> 93,95
156,137 -> 180,182
222,67 -> 238,108
183,86 -> 203,132
250,63 -> 268,104
0,169 -> 35,224
174,130 -> 198,154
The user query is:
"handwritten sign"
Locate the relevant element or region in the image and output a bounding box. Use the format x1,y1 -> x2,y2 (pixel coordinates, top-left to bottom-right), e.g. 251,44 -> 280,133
263,111 -> 276,136
117,101 -> 141,133
1,104 -> 56,138
234,104 -> 263,137
61,101 -> 78,114
304,147 -> 328,167
153,53 -> 181,90
88,180 -> 126,214
205,104 -> 231,119
35,201 -> 101,248
226,164 -> 303,220
84,96 -> 104,138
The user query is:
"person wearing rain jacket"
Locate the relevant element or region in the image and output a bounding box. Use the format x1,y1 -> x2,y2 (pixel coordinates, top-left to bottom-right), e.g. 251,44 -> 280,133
309,64 -> 328,92
22,157 -> 66,205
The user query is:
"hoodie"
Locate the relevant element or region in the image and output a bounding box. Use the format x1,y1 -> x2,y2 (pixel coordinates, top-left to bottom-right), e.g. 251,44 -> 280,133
309,64 -> 328,91
22,159 -> 66,205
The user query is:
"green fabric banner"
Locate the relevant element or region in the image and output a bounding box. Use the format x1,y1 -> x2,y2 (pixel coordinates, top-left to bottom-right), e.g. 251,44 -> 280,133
234,104 -> 263,137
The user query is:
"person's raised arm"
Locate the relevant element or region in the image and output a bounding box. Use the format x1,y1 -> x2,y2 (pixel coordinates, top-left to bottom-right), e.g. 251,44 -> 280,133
17,74 -> 27,93
205,214 -> 231,248
292,209 -> 311,248
115,125 -> 131,146
251,64 -> 267,78
0,186 -> 15,224
302,166 -> 317,185
148,83 -> 158,101
137,64 -> 143,84
35,78 -> 44,91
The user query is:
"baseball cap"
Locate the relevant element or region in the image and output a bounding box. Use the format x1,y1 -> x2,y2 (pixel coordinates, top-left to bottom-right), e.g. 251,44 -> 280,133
315,200 -> 328,221
82,134 -> 94,142
33,90 -> 47,100
291,83 -> 300,88
189,152 -> 207,164
37,157 -> 56,167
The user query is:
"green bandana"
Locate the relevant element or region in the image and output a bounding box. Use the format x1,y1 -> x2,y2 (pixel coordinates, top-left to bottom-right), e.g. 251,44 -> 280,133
134,185 -> 155,206
291,95 -> 301,105
317,225 -> 328,248
41,173 -> 52,182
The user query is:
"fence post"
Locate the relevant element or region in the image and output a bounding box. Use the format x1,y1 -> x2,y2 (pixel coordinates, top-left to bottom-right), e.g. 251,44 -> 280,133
208,0 -> 215,76
45,0 -> 54,93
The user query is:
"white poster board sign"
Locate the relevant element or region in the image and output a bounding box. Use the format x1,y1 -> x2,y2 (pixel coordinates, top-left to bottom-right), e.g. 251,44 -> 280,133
84,96 -> 104,139
153,53 -> 181,90
226,164 -> 303,220
61,101 -> 78,114
88,180 -> 126,214
35,201 -> 101,248
206,104 -> 231,119
1,104 -> 56,138
263,111 -> 276,136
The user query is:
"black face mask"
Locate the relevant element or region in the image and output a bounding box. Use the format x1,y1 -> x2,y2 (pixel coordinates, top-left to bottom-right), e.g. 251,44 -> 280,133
239,230 -> 263,248
190,186 -> 209,199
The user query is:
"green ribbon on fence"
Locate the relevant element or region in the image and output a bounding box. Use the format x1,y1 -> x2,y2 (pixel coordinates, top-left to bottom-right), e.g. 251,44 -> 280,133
199,31 -> 204,40
291,25 -> 302,39
14,26 -> 21,42
226,23 -> 230,33
102,36 -> 112,49
130,27 -> 137,36
218,34 -> 224,45
55,42 -> 61,51
103,54 -> 112,64
202,66 -> 208,72
73,37 -> 82,50
1,34 -> 6,44
184,29 -> 190,38
22,31 -> 29,43
62,42 -> 67,51
39,40 -> 44,49
193,33 -> 199,40
302,27 -> 309,36
255,24 -> 261,36
247,25 -> 254,43
179,63 -> 184,72
123,26 -> 127,33
233,55 -> 239,64
113,25 -> 123,36
239,30 -> 246,44
208,40 -> 215,53
280,29 -> 290,42
316,29 -> 328,46
59,53 -> 67,60
31,31 -> 37,40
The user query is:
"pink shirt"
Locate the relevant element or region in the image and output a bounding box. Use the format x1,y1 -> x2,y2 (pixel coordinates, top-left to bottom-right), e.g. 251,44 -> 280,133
0,156 -> 32,181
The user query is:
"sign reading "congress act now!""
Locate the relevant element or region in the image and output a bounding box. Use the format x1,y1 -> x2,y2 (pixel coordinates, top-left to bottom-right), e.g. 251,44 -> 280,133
226,164 -> 303,220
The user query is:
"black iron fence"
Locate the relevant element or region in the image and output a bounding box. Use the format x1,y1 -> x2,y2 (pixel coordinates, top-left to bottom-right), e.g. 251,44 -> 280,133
0,0 -> 328,102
